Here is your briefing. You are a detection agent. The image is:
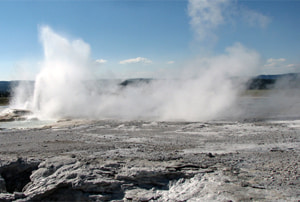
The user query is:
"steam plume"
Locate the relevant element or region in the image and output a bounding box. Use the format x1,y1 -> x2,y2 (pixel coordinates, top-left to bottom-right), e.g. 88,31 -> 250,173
10,26 -> 263,121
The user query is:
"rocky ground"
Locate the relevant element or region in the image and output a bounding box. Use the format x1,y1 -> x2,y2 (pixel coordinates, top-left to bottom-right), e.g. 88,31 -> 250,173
0,117 -> 299,201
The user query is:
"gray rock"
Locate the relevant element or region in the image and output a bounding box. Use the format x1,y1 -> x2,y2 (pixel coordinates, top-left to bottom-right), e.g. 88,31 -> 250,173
0,158 -> 39,194
0,109 -> 32,122
0,175 -> 6,192
0,119 -> 299,201
0,193 -> 14,201
23,157 -> 124,201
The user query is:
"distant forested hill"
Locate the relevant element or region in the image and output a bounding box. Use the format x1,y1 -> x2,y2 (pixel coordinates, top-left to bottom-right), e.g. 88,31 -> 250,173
246,73 -> 300,89
120,73 -> 300,90
0,81 -> 34,97
0,81 -> 11,97
0,73 -> 299,97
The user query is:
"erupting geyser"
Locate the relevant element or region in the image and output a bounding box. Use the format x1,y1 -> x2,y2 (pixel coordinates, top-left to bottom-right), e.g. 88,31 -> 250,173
11,26 -> 263,121
32,26 -> 96,119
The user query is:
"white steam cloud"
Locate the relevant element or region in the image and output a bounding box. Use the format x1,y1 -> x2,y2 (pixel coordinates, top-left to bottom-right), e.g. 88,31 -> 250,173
188,0 -> 229,41
161,43 -> 261,120
188,0 -> 271,41
242,8 -> 271,28
33,26 -> 98,118
11,26 -> 263,121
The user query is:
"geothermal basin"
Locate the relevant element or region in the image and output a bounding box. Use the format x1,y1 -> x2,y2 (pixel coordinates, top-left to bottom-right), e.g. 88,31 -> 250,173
0,107 -> 299,201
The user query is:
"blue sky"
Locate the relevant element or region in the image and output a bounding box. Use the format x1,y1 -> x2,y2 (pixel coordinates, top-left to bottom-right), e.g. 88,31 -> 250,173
0,0 -> 300,80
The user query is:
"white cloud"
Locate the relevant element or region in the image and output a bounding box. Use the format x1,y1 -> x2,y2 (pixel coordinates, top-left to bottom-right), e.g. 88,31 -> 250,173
264,58 -> 286,67
95,59 -> 107,64
242,8 -> 271,28
284,63 -> 299,73
167,61 -> 175,64
286,64 -> 295,68
263,58 -> 300,74
119,57 -> 152,65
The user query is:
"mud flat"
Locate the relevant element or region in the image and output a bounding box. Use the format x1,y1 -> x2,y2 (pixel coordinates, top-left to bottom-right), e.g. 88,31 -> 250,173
0,118 -> 299,201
